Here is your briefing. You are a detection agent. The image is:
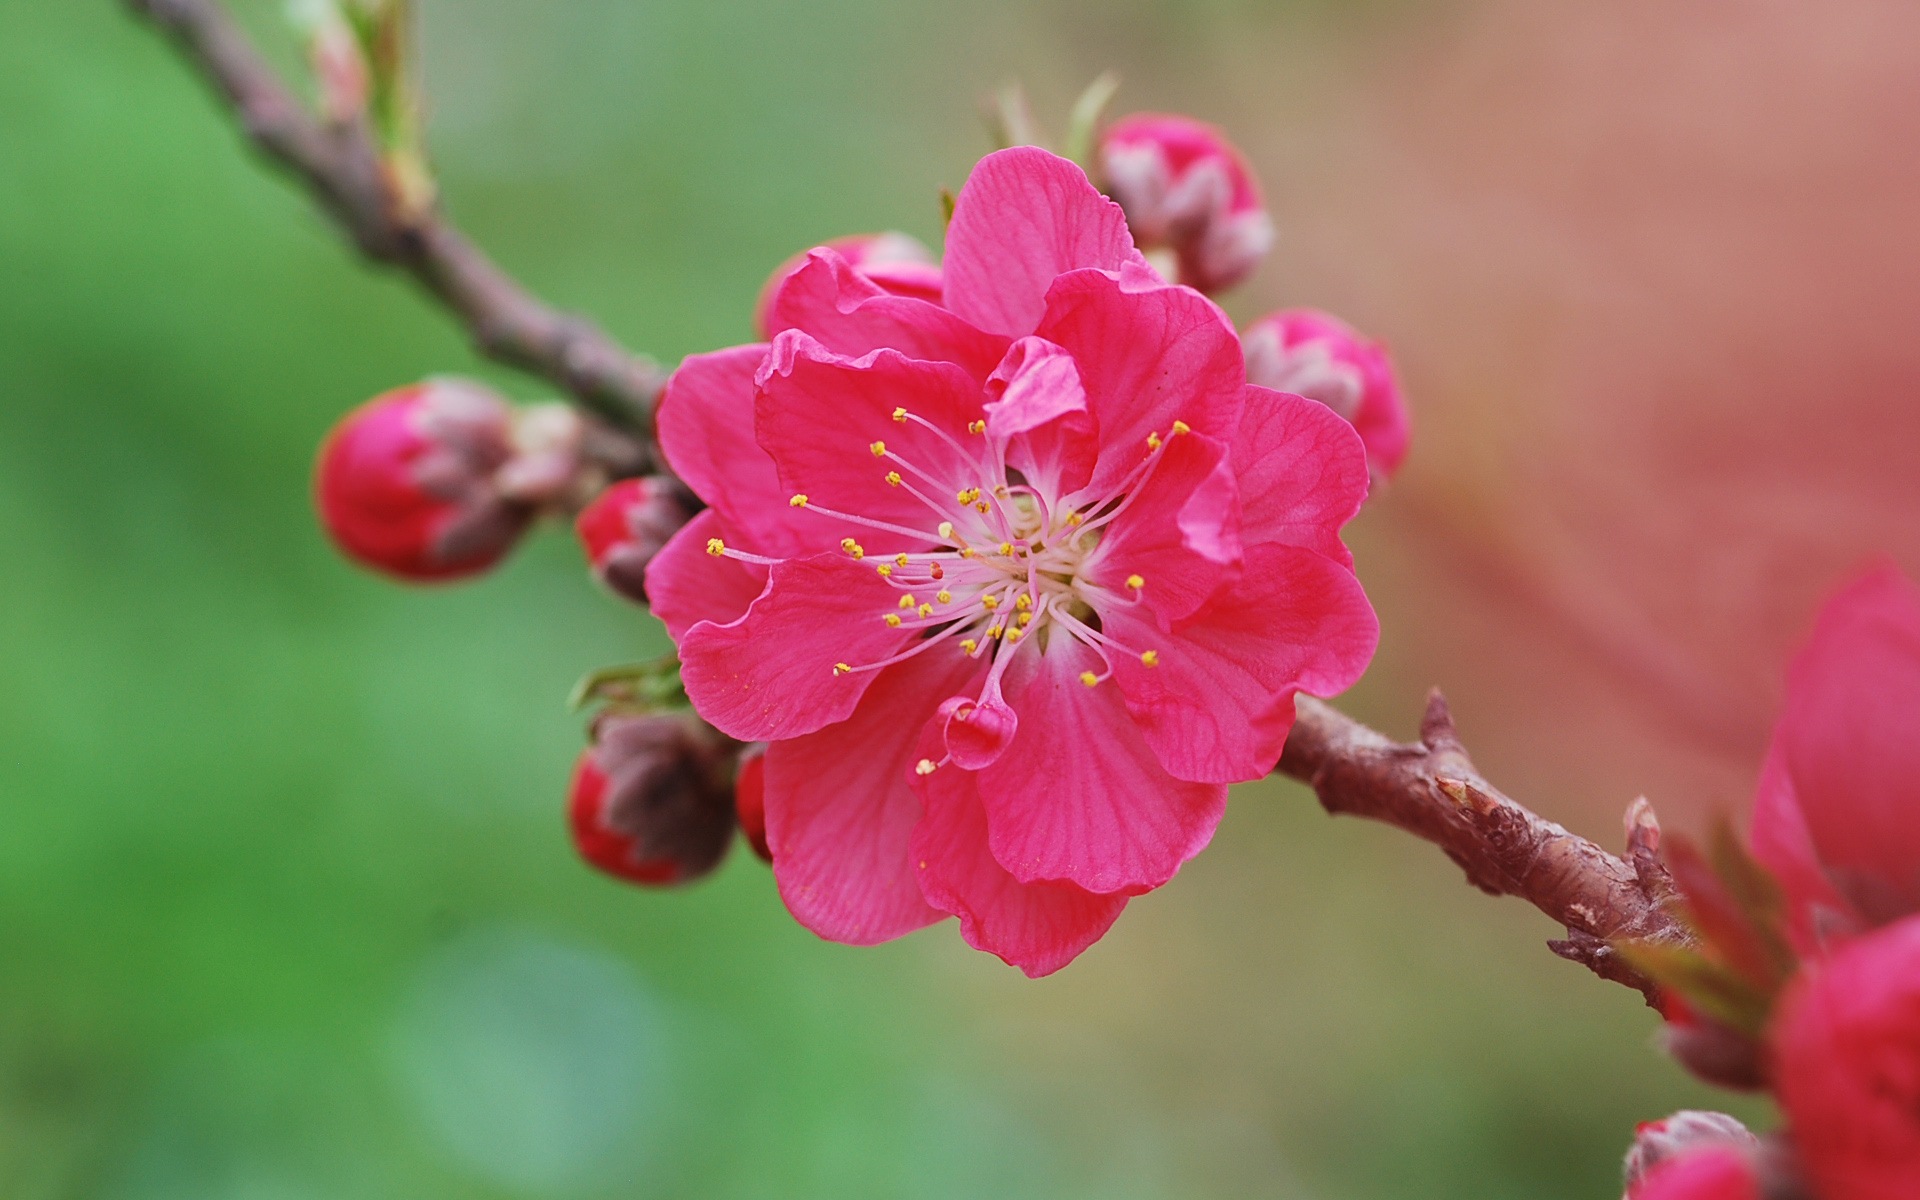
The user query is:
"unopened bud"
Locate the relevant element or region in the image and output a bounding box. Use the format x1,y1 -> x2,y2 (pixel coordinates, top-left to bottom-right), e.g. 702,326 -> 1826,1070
734,744 -> 771,863
1657,991 -> 1769,1092
313,379 -> 532,582
1243,308 -> 1411,481
755,232 -> 944,340
1097,113 -> 1273,294
574,477 -> 696,605
1625,1146 -> 1764,1200
568,713 -> 736,887
1623,1112 -> 1760,1191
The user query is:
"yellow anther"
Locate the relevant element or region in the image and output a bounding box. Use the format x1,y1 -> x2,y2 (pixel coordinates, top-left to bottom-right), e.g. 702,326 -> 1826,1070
877,564 -> 894,577
706,538 -> 726,556
1141,650 -> 1160,668
886,471 -> 903,487
841,537 -> 868,560
892,407 -> 908,423
959,638 -> 978,654
1066,513 -> 1084,526
1170,419 -> 1191,436
917,604 -> 933,618
895,553 -> 909,566
833,663 -> 852,676
936,589 -> 952,604
981,595 -> 1000,611
1125,574 -> 1145,591
986,624 -> 1004,639
959,546 -> 975,558
968,419 -> 986,435
1080,671 -> 1099,687
884,614 -> 903,627
1004,627 -> 1024,643
870,440 -> 887,457
1017,611 -> 1033,627
1146,432 -> 1163,451
1014,595 -> 1032,611
914,759 -> 938,776
789,493 -> 809,507
975,501 -> 989,513
899,594 -> 917,609
997,542 -> 1013,556
937,521 -> 955,540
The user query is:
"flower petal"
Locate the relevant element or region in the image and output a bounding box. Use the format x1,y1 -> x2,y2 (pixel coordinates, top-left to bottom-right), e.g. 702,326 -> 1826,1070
763,648 -> 983,945
642,510 -> 767,641
983,337 -> 1097,500
1081,430 -> 1240,624
1233,385 -> 1370,565
1750,742 -> 1859,950
1100,543 -> 1379,783
978,639 -> 1227,893
911,740 -> 1127,977
1036,268 -> 1246,494
764,249 -> 1010,381
942,147 -> 1145,338
678,553 -> 910,742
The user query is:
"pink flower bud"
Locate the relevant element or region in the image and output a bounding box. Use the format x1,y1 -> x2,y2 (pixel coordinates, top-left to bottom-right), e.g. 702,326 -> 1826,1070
1244,308 -> 1411,480
755,232 -> 944,340
1626,1147 -> 1762,1200
1624,1112 -> 1760,1190
1773,913 -> 1920,1200
567,713 -> 737,887
313,380 -> 533,582
574,477 -> 696,605
1656,991 -> 1768,1092
733,745 -> 771,863
1097,113 -> 1273,294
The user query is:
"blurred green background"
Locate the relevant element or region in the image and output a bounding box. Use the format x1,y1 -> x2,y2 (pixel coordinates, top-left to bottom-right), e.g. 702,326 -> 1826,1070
5,0 -> 1856,1196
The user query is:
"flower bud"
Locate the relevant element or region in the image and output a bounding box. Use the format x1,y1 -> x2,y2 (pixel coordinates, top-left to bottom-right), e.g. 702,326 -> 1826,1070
1626,1147 -> 1762,1200
1657,991 -> 1769,1092
1773,912 -> 1920,1200
1243,308 -> 1411,480
313,379 -> 534,582
574,477 -> 697,605
567,713 -> 737,886
733,745 -> 770,863
755,232 -> 944,340
1624,1112 -> 1760,1191
1097,113 -> 1273,294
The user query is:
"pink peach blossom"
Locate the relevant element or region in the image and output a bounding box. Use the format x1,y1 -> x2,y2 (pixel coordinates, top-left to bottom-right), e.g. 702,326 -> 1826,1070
754,231 -> 944,341
1626,1147 -> 1761,1200
1243,308 -> 1411,481
1749,565 -> 1920,941
1097,113 -> 1273,295
647,147 -> 1376,975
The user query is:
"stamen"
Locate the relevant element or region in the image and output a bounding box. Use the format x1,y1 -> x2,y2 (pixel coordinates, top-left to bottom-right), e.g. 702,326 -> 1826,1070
1146,432 -> 1162,451
937,521 -> 955,540
891,407 -> 908,422
833,663 -> 852,676
959,638 -> 978,654
981,595 -> 999,611
1080,671 -> 1099,687
886,471 -> 903,487
877,564 -> 893,577
917,603 -> 933,618
790,493 -> 808,507
884,614 -> 903,627
1125,574 -> 1144,591
841,538 -> 865,559
1014,595 -> 1032,612
1141,650 -> 1160,668
706,538 -> 726,556
895,553 -> 909,567
915,759 -> 938,776
936,590 -> 952,604
899,594 -> 917,609
870,441 -> 887,456
967,420 -> 985,435
788,498 -> 947,542
1170,419 -> 1191,436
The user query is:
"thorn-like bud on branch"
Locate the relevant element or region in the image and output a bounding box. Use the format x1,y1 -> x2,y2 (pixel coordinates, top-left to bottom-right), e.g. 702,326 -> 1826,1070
568,713 -> 737,887
1097,113 -> 1273,294
1243,309 -> 1411,481
574,476 -> 696,606
733,744 -> 771,864
315,379 -> 541,582
1622,1111 -> 1761,1194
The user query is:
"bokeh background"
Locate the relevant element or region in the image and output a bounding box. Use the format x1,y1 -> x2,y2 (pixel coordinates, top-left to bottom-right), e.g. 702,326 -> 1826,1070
5,1 -> 1917,1196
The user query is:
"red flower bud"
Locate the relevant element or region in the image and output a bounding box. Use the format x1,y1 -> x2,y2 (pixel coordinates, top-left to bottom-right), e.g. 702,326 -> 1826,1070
1243,308 -> 1411,480
1097,113 -> 1273,294
1773,913 -> 1920,1200
313,380 -> 532,582
1624,1112 -> 1760,1191
568,713 -> 737,887
574,477 -> 696,605
1627,1147 -> 1762,1200
1656,991 -> 1769,1092
755,232 -> 944,340
733,745 -> 770,863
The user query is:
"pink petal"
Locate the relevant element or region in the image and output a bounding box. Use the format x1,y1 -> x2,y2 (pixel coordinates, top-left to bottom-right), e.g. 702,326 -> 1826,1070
756,332 -> 986,550
1101,543 -> 1379,783
1778,564 -> 1920,923
763,250 -> 1010,381
1749,742 -> 1858,949
642,510 -> 766,641
911,743 -> 1128,977
938,673 -> 1018,770
1232,385 -> 1370,566
1081,431 -> 1240,624
942,147 -> 1145,338
656,344 -> 814,558
678,552 -> 909,742
1036,268 -> 1246,494
979,639 -> 1228,893
763,649 -> 983,946
982,337 -> 1097,500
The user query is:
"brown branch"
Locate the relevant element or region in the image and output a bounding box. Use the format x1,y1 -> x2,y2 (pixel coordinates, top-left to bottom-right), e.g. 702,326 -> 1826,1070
124,0 -> 666,460
1278,691 -> 1691,1001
